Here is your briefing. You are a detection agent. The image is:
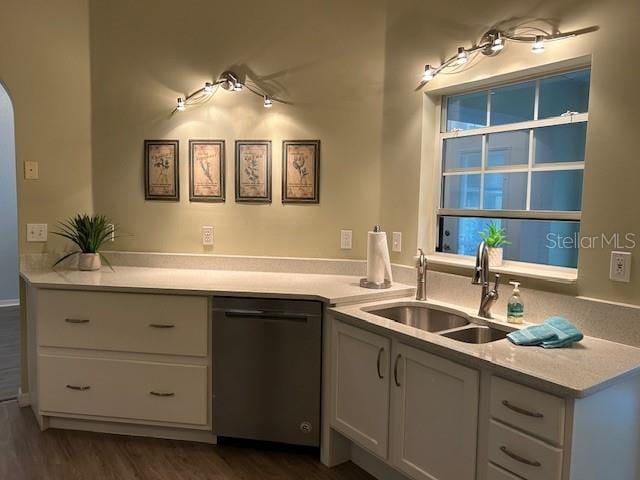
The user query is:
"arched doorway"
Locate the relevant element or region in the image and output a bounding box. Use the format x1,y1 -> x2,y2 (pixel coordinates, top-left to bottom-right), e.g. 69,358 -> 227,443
0,82 -> 19,401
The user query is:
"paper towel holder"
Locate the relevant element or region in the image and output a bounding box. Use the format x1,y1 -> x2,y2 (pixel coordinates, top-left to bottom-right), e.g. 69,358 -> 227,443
360,224 -> 392,289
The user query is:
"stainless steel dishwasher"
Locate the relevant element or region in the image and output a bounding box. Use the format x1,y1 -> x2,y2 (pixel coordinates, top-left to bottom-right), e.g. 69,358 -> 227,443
212,296 -> 322,447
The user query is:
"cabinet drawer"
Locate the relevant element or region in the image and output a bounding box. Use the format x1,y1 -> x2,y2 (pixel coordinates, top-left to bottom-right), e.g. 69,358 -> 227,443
488,419 -> 562,480
490,376 -> 565,445
38,354 -> 208,426
38,290 -> 208,356
487,463 -> 524,480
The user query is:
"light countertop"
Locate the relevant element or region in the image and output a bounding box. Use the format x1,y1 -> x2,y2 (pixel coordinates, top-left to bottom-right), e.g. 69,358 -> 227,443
20,266 -> 414,305
331,297 -> 640,398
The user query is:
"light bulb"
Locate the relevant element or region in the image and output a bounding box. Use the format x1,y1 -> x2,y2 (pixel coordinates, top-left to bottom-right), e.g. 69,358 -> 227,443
203,82 -> 213,94
263,96 -> 273,108
422,64 -> 434,82
233,82 -> 243,91
176,97 -> 186,111
532,35 -> 545,53
491,33 -> 504,52
456,47 -> 468,65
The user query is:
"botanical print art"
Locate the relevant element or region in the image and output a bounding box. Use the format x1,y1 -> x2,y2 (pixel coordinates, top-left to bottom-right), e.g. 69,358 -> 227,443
190,141 -> 224,201
145,140 -> 179,200
283,141 -> 320,203
236,141 -> 271,202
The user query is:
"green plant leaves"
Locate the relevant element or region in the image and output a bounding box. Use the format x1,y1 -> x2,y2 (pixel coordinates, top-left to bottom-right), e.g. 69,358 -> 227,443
479,221 -> 511,248
52,214 -> 116,269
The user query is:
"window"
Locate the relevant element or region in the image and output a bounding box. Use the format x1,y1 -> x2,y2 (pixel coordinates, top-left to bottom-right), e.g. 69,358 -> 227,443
436,68 -> 590,268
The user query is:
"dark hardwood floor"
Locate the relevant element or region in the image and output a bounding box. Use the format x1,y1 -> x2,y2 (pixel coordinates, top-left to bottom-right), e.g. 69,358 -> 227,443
0,401 -> 373,480
0,305 -> 20,401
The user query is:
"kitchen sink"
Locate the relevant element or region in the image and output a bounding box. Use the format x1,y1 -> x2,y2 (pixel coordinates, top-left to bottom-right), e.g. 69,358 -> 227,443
366,304 -> 469,333
440,325 -> 508,344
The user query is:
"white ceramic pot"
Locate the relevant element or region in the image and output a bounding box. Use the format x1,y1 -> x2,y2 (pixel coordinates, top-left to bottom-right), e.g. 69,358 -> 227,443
78,253 -> 101,271
487,247 -> 503,267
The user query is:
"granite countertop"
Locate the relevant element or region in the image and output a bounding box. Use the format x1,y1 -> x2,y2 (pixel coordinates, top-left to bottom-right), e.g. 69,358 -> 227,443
331,297 -> 640,398
20,266 -> 415,306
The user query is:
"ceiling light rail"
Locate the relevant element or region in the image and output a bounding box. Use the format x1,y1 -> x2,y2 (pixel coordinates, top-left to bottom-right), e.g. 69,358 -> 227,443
173,71 -> 278,113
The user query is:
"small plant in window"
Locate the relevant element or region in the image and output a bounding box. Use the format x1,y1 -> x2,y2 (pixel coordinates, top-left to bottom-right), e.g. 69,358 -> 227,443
479,221 -> 510,267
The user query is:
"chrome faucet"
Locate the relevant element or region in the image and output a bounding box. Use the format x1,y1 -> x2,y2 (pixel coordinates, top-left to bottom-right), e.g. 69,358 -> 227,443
416,248 -> 427,301
472,241 -> 500,318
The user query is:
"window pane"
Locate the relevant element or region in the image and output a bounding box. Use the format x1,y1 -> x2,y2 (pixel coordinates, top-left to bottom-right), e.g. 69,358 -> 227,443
490,81 -> 535,126
446,92 -> 487,131
539,69 -> 590,119
437,216 -> 580,268
487,130 -> 529,167
483,173 -> 527,210
443,136 -> 482,171
535,123 -> 587,164
531,170 -> 584,211
442,175 -> 480,209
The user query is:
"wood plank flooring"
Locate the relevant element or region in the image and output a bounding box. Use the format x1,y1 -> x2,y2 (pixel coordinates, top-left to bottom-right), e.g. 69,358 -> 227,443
0,305 -> 20,401
0,401 -> 373,480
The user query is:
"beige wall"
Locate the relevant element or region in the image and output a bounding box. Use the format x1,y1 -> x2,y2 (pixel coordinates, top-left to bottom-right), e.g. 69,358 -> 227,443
0,0 -> 93,255
89,0 -> 386,259
380,0 -> 640,306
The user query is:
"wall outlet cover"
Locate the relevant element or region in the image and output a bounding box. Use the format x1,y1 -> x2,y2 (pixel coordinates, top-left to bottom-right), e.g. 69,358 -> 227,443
26,223 -> 47,242
392,232 -> 402,252
202,226 -> 214,246
610,251 -> 631,282
107,224 -> 115,242
340,230 -> 352,250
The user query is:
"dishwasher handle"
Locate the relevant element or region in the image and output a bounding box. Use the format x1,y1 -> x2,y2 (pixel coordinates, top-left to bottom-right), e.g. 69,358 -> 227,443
223,309 -> 310,322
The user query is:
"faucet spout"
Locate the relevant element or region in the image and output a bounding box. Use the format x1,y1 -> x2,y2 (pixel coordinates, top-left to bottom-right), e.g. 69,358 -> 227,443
415,248 -> 427,301
472,241 -> 500,318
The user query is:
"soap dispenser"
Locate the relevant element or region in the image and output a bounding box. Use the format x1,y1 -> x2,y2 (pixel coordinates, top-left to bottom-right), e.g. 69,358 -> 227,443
507,281 -> 524,324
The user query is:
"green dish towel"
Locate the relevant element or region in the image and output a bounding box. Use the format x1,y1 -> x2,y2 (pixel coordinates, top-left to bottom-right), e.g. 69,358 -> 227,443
507,316 -> 583,348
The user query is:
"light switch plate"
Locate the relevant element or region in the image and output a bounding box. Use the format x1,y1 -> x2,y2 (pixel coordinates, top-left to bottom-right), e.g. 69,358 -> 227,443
202,226 -> 214,246
26,223 -> 47,242
610,251 -> 631,282
340,230 -> 352,250
24,161 -> 39,180
392,232 -> 402,252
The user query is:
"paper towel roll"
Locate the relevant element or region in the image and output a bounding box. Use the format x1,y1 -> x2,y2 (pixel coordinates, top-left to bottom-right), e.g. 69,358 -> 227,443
366,230 -> 393,284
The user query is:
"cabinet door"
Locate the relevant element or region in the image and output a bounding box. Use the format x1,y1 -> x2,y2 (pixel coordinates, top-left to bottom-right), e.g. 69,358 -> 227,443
331,320 -> 390,459
390,342 -> 479,480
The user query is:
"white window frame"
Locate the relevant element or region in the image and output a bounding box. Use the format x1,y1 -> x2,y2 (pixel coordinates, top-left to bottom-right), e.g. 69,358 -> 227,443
435,69 -> 589,266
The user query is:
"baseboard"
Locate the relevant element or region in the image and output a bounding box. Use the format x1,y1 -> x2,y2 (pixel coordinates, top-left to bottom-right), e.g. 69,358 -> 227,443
350,444 -> 409,480
17,388 -> 30,407
0,299 -> 19,308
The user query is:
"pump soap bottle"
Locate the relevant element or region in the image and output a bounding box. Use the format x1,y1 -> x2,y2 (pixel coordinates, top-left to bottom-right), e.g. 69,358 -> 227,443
507,281 -> 524,324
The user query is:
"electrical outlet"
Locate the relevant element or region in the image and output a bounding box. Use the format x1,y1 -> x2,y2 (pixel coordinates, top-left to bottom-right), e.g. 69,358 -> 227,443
202,226 -> 214,246
610,251 -> 631,282
26,223 -> 47,242
340,230 -> 352,250
392,232 -> 402,252
107,224 -> 115,242
24,161 -> 39,180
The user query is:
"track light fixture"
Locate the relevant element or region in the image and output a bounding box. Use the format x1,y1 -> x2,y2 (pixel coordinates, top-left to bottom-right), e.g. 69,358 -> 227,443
417,27 -> 586,88
173,71 -> 279,113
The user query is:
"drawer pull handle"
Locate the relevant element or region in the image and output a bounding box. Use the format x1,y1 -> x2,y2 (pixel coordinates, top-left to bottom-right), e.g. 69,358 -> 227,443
393,354 -> 402,387
376,347 -> 385,379
65,318 -> 90,324
502,400 -> 544,418
66,384 -> 91,391
149,323 -> 175,329
150,391 -> 175,397
500,445 -> 542,467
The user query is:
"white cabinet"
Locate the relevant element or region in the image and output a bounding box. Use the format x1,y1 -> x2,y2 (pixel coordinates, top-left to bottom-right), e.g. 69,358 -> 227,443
390,343 -> 479,480
331,320 -> 390,459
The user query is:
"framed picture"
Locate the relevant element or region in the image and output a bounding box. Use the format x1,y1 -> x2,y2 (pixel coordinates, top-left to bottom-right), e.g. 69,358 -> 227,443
282,140 -> 320,204
235,140 -> 272,203
144,139 -> 179,201
189,140 -> 225,202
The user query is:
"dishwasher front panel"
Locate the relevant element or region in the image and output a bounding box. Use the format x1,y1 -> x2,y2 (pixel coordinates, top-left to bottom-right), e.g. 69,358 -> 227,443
212,297 -> 322,447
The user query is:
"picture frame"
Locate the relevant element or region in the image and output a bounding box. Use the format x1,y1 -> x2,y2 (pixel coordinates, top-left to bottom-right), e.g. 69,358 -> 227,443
235,140 -> 272,203
144,139 -> 179,201
282,140 -> 320,204
189,140 -> 225,202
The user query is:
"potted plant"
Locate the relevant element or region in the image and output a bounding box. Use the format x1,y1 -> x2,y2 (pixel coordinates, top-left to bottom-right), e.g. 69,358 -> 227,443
52,214 -> 115,271
479,221 -> 510,267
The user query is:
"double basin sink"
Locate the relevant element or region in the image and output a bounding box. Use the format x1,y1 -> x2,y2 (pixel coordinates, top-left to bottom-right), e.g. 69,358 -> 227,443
364,304 -> 508,344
